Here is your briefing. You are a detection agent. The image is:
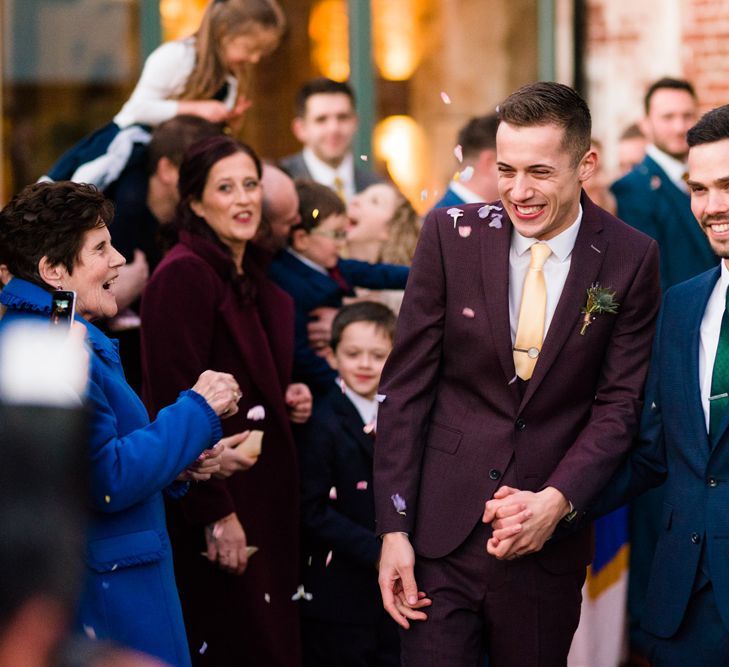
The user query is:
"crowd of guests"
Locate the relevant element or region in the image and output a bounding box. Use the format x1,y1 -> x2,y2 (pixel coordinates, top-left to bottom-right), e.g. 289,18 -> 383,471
0,0 -> 723,665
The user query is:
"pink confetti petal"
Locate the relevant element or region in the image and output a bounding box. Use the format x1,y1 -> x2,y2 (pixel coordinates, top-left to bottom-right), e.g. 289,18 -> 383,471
329,486 -> 338,500
325,550 -> 333,567
264,593 -> 271,603
356,480 -> 368,490
462,307 -> 475,319
363,421 -> 376,434
246,405 -> 265,421
338,377 -> 347,394
458,226 -> 472,238
454,144 -> 463,163
440,91 -> 452,105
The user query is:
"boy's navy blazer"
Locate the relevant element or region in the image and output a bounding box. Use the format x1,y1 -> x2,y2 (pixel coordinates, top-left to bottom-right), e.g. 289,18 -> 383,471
594,264 -> 729,638
269,251 -> 408,392
298,385 -> 383,624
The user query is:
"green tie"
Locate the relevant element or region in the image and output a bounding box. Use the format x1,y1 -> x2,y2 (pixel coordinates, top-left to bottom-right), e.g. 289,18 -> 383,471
709,286 -> 729,442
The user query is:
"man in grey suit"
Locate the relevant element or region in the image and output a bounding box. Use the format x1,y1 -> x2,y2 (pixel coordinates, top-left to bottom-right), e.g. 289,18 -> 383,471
279,78 -> 383,201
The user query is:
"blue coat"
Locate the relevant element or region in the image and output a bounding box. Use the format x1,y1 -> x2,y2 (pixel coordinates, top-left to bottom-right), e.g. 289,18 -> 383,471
594,265 -> 729,638
0,278 -> 222,666
612,155 -> 716,291
269,251 -> 408,393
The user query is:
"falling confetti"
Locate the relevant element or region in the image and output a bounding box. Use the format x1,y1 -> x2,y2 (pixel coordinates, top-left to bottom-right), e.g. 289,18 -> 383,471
199,642 -> 208,655
420,189 -> 429,201
325,550 -> 333,567
83,625 -> 97,639
478,203 -> 502,219
650,175 -> 662,190
246,405 -> 266,421
440,91 -> 452,105
308,555 -> 312,566
356,480 -> 368,490
462,307 -> 476,319
391,493 -> 407,516
338,377 -> 347,394
212,523 -> 224,540
454,144 -> 463,163
264,593 -> 271,603
453,170 -> 462,182
111,563 -> 118,571
312,208 -> 320,219
329,486 -> 338,501
489,215 -> 503,229
508,375 -> 518,385
375,394 -> 386,403
360,154 -> 368,161
291,584 -> 313,601
104,495 -> 111,504
460,166 -> 474,182
458,226 -> 472,238
446,207 -> 464,229
363,421 -> 376,435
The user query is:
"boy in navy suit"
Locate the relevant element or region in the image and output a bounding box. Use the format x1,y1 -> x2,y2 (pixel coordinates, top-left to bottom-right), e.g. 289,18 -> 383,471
269,181 -> 408,394
298,301 -> 401,667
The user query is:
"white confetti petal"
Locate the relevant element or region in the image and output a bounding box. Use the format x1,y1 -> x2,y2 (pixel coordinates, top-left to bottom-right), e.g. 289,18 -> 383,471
440,91 -> 452,105
460,166 -> 474,182
246,405 -> 266,421
458,226 -> 472,238
199,642 -> 208,655
453,144 -> 463,163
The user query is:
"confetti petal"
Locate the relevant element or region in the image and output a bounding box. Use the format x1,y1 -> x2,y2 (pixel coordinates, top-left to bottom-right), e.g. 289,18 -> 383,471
325,550 -> 333,567
440,91 -> 452,105
508,375 -> 518,385
363,421 -> 376,435
312,208 -> 320,219
104,495 -> 111,504
650,176 -> 662,190
264,593 -> 271,603
83,625 -> 96,640
291,584 -> 313,601
489,215 -> 503,229
391,493 -> 407,515
420,189 -> 428,201
356,480 -> 368,490
338,377 -> 347,394
246,405 -> 266,421
477,203 -> 503,219
462,307 -> 475,319
199,642 -> 208,655
111,563 -> 118,571
307,555 -> 312,566
375,393 -> 387,403
458,226 -> 472,238
446,207 -> 464,229
360,154 -> 368,161
460,165 -> 474,182
329,486 -> 338,501
454,144 -> 463,163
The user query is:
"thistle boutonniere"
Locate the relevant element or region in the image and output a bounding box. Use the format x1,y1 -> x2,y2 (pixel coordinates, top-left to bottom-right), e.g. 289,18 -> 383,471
580,284 -> 619,335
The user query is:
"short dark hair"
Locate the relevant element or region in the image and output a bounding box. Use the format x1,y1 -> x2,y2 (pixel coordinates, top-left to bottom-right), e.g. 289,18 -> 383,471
619,123 -> 644,141
644,77 -> 696,114
292,179 -> 345,235
147,115 -> 224,173
175,135 -> 262,252
330,301 -> 397,351
295,77 -> 356,117
497,81 -> 591,166
687,104 -> 729,148
0,181 -> 113,290
457,113 -> 499,161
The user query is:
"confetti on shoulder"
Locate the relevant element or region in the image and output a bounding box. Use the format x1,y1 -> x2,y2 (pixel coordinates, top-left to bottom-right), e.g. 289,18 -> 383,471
247,405 -> 265,421
391,493 -> 407,515
477,203 -> 503,219
458,226 -> 472,238
375,393 -> 386,403
440,91 -> 452,105
446,207 -> 464,228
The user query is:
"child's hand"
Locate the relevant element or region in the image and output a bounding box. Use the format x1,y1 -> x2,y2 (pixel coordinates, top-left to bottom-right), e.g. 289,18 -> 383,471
228,95 -> 252,121
178,99 -> 231,123
286,383 -> 312,423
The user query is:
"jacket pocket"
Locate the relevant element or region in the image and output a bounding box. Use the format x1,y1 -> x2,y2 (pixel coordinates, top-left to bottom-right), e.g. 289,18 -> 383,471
425,422 -> 463,455
86,529 -> 167,573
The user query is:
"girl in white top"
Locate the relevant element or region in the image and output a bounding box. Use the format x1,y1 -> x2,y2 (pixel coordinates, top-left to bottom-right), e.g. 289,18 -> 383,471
46,0 -> 285,186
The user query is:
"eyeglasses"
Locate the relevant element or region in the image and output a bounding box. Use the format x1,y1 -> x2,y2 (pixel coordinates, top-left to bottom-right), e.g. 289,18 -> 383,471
311,229 -> 348,241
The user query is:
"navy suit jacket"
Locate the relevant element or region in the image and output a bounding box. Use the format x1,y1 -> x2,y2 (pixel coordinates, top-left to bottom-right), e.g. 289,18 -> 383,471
612,154 -> 716,291
593,265 -> 729,638
278,151 -> 383,193
269,251 -> 408,393
298,385 -> 382,624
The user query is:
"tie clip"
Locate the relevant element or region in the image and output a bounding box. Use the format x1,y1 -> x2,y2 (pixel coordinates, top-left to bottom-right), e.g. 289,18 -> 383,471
709,392 -> 728,401
513,346 -> 540,359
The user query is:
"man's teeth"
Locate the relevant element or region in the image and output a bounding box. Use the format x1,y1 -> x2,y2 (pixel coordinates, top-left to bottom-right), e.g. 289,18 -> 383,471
515,205 -> 542,214
711,223 -> 729,233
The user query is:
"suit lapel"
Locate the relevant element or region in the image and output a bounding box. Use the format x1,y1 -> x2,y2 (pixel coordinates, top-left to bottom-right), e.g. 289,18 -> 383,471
520,201 -> 607,408
479,212 -> 520,399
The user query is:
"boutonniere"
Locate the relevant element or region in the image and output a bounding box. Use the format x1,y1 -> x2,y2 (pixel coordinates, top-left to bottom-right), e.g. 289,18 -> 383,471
580,284 -> 619,335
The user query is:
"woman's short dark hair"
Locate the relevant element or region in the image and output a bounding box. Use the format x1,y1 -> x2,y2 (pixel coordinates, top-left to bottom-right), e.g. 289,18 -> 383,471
330,301 -> 397,352
175,135 -> 262,251
0,181 -> 113,289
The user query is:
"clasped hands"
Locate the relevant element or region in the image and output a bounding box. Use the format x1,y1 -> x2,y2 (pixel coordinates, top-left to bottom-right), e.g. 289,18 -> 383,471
482,486 -> 571,560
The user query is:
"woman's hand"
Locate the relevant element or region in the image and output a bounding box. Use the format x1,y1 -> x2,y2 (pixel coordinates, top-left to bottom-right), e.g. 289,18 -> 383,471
212,432 -> 259,479
191,370 -> 241,417
205,513 -> 248,575
177,441 -> 225,482
286,383 -> 312,424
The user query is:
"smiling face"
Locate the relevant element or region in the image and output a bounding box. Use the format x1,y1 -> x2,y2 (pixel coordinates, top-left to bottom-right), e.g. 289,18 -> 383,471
190,151 -> 262,256
293,93 -> 358,167
332,321 -> 392,400
346,184 -> 399,243
221,25 -> 280,67
496,122 -> 595,240
291,212 -> 348,269
687,138 -> 729,262
57,225 -> 126,321
643,88 -> 697,160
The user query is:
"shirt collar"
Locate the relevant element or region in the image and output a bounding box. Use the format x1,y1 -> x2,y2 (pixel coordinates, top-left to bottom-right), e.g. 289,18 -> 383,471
511,204 -> 583,262
341,380 -> 378,426
302,147 -> 354,186
448,181 -> 484,204
286,247 -> 328,275
646,144 -> 688,189
719,259 -> 729,296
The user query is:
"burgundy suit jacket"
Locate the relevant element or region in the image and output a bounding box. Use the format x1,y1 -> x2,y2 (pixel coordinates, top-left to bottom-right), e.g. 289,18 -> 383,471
374,194 -> 660,571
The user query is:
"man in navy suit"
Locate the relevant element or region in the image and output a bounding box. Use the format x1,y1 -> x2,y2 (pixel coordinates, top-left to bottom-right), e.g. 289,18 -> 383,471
552,104 -> 729,664
431,113 -> 500,211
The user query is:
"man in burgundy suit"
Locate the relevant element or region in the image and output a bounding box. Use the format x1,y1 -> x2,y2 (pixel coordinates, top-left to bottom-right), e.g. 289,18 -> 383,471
374,82 -> 661,666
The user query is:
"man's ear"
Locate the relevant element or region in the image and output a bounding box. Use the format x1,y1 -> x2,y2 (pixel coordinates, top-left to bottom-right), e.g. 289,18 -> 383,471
292,117 -> 307,144
156,156 -> 180,187
577,149 -> 598,184
290,228 -> 309,252
38,256 -> 67,289
324,347 -> 338,370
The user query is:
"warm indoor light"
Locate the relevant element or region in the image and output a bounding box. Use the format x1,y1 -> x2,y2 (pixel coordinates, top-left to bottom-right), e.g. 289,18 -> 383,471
160,0 -> 207,41
372,0 -> 422,81
374,115 -> 427,213
309,0 -> 350,82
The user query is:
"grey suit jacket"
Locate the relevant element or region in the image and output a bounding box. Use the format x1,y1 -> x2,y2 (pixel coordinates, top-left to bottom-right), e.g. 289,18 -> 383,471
278,151 -> 384,193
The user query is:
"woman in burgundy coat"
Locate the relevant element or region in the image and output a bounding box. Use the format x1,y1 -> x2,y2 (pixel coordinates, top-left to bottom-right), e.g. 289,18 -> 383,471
140,136 -> 312,666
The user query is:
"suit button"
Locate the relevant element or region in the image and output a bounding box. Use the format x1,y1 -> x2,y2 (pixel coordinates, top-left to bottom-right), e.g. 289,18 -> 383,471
709,477 -> 718,488
691,533 -> 701,545
489,469 -> 501,481
515,418 -> 526,431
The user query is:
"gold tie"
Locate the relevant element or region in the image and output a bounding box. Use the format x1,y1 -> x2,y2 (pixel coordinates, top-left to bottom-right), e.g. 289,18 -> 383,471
513,243 -> 552,380
333,176 -> 346,201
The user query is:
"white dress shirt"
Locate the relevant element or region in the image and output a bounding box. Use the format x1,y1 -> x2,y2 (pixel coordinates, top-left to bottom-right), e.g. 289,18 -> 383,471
341,381 -> 378,427
509,207 -> 583,344
646,144 -> 689,194
699,261 -> 729,431
286,248 -> 328,275
302,148 -> 356,201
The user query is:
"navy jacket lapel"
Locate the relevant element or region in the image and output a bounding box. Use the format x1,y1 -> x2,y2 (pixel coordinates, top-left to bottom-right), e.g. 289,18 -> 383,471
331,390 -> 374,459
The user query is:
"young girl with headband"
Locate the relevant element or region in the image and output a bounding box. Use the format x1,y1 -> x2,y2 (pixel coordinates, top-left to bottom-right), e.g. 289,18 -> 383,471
45,0 -> 285,187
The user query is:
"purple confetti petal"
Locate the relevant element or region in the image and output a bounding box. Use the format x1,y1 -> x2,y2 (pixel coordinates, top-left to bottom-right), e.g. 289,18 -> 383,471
199,642 -> 208,655
391,493 -> 407,515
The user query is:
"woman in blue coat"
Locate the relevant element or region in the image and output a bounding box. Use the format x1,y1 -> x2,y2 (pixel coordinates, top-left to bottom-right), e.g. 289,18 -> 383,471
0,181 -> 243,666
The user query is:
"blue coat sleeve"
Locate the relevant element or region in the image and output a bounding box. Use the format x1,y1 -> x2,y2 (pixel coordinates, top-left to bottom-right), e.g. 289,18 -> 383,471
86,386 -> 222,513
339,259 -> 409,290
